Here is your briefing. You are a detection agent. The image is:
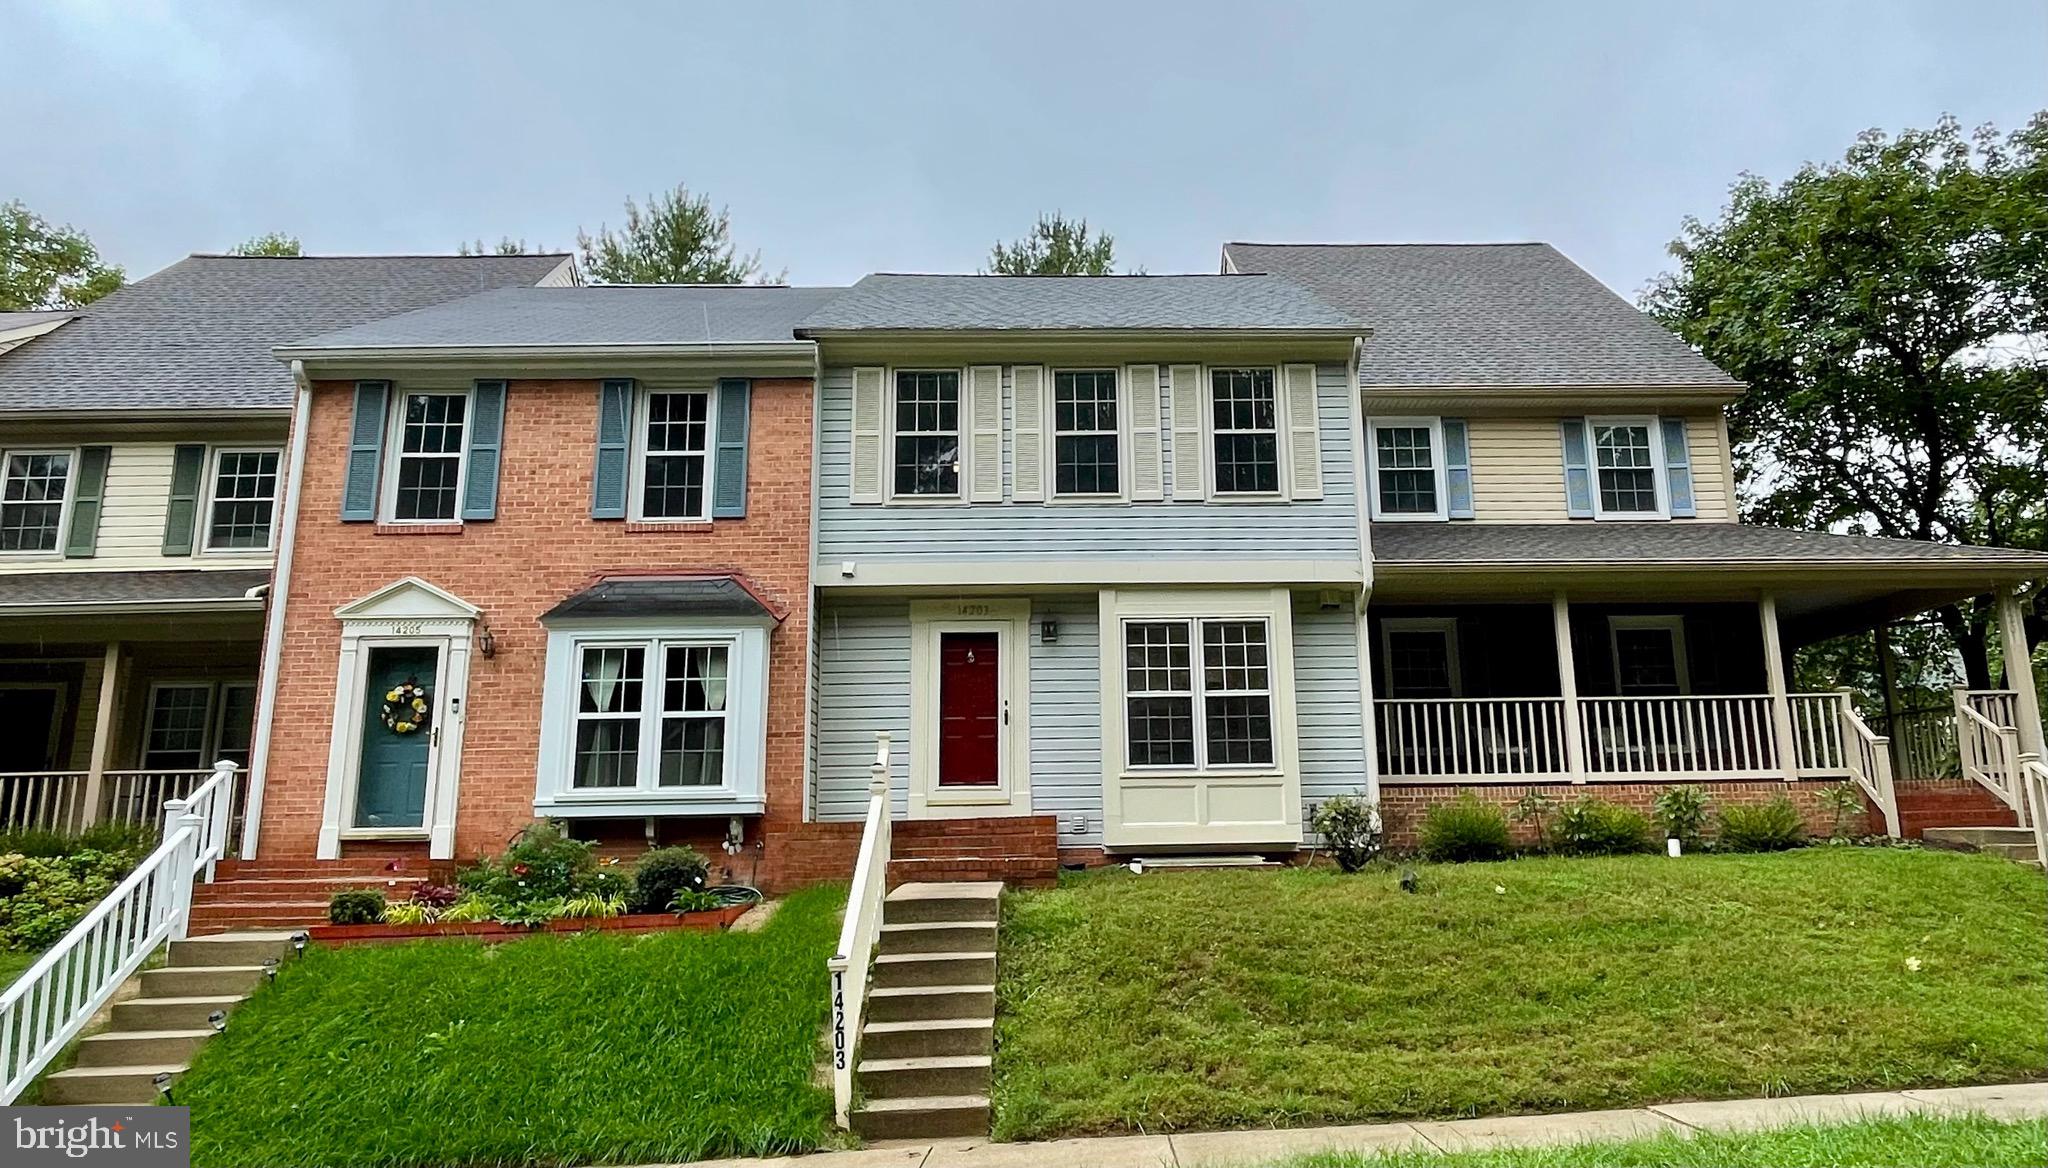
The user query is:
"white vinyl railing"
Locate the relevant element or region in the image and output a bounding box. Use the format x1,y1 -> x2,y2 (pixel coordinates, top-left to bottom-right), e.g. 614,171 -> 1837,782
2019,753 -> 2048,868
1837,694 -> 1901,836
1579,695 -> 1780,777
1870,706 -> 1962,780
1962,688 -> 2022,734
1789,694 -> 1851,775
0,768 -> 243,836
826,732 -> 892,1129
0,760 -> 238,1102
1956,697 -> 2027,823
1375,698 -> 1569,779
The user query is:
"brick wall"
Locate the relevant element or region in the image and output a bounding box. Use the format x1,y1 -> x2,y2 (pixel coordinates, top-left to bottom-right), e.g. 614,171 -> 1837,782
257,377 -> 816,873
1375,780 -> 1871,849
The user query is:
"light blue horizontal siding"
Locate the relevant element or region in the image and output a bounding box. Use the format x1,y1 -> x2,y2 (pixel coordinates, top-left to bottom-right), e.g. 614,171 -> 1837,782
814,598 -> 913,821
1294,600 -> 1371,838
816,363 -> 1361,562
1029,598 -> 1104,846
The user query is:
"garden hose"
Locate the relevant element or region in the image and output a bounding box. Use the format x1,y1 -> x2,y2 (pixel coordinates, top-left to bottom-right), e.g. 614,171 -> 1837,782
706,885 -> 763,908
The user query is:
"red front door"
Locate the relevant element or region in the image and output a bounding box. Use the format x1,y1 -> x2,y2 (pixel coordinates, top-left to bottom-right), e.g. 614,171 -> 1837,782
938,632 -> 1001,787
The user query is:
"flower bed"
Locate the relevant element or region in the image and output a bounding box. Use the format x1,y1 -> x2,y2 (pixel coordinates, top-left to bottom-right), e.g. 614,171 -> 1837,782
311,903 -> 749,945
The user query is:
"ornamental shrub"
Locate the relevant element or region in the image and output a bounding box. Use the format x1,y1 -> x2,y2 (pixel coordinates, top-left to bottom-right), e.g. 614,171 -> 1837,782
1652,786 -> 1710,848
327,889 -> 386,926
1311,794 -> 1384,872
1418,796 -> 1511,863
631,847 -> 711,914
1717,795 -> 1808,852
0,846 -> 147,950
1554,797 -> 1655,856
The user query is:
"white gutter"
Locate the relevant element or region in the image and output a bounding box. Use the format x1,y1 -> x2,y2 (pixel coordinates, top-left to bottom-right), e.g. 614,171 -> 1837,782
0,599 -> 264,617
240,361 -> 313,860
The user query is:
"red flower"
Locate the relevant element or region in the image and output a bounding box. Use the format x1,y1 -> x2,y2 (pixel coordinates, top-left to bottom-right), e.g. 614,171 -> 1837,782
513,863 -> 530,876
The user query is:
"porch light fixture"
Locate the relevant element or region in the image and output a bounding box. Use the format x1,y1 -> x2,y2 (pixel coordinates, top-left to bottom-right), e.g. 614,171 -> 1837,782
1041,620 -> 1059,644
208,1009 -> 227,1034
479,624 -> 497,659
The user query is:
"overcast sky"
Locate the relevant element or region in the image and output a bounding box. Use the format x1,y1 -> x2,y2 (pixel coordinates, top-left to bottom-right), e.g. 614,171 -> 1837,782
6,0 -> 2044,300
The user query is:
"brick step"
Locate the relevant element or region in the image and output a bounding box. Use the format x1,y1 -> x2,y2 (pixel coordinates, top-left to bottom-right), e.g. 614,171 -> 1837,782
851,1094 -> 989,1141
193,877 -> 418,905
188,905 -> 333,933
214,858 -> 422,879
886,856 -> 1056,886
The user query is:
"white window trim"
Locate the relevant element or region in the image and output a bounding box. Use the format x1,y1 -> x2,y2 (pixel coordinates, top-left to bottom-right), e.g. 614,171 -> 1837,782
1365,416 -> 1448,521
1379,616 -> 1462,698
1202,366 -> 1290,501
211,680 -> 258,766
1586,415 -> 1669,520
0,447 -> 76,558
884,367 -> 968,504
535,617 -> 771,817
200,446 -> 284,554
1119,615 -> 1279,775
1608,615 -> 1691,696
1047,367 -> 1132,504
907,599 -> 1033,816
380,388 -> 472,524
627,383 -> 718,523
141,681 -> 218,771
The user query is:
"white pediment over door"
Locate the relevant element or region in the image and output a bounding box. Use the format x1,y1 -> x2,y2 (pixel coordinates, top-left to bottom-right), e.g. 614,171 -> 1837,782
333,576 -> 481,623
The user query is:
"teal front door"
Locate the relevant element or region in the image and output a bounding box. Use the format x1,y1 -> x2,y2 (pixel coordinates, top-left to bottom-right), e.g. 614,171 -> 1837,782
354,645 -> 439,829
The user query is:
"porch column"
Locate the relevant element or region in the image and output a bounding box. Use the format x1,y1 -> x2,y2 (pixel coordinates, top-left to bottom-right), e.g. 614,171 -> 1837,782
1874,624 -> 1906,778
1552,592 -> 1586,783
1995,585 -> 2045,760
1759,595 -> 1800,781
79,641 -> 122,829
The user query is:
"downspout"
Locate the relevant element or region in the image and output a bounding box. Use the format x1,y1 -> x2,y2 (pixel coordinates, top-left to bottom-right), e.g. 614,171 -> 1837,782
1348,334 -> 1380,805
238,360 -> 313,859
801,342 -> 823,824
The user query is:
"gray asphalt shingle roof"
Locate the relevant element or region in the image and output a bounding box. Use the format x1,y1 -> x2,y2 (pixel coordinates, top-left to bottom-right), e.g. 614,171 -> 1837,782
541,575 -> 779,622
1370,523 -> 2048,569
794,273 -> 1362,333
0,568 -> 271,609
1223,242 -> 1738,388
0,253 -> 574,412
283,285 -> 843,352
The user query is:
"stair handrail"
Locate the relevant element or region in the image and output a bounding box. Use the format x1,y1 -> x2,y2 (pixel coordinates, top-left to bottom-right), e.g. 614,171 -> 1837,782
1956,696 -> 2027,821
2020,752 -> 2048,869
182,760 -> 240,883
1837,692 -> 1901,837
827,731 -> 893,1129
0,802 -> 207,1101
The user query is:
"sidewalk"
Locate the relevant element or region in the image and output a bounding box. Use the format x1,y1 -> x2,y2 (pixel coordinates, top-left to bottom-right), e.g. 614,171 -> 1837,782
667,1081 -> 2048,1168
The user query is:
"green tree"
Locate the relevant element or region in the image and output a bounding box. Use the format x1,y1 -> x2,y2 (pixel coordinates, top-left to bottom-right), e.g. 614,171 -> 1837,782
227,232 -> 301,257
575,185 -> 770,284
1644,114 -> 2048,687
0,201 -> 123,309
987,212 -> 1121,275
458,237 -> 536,256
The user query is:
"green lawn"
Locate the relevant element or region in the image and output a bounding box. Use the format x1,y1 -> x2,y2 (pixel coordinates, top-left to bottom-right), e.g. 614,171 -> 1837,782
994,848 -> 2048,1141
1280,1114 -> 2048,1168
0,947 -> 37,988
179,884 -> 844,1168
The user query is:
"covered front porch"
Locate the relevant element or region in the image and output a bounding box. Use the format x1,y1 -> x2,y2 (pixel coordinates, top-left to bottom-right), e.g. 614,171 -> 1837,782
1366,523 -> 2048,835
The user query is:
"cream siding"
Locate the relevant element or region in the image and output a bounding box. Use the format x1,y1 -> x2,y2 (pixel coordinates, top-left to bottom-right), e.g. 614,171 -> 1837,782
0,441 -> 276,574
1458,414 -> 1731,523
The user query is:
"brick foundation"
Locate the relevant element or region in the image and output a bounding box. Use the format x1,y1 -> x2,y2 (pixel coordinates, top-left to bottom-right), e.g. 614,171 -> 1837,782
1376,779 -> 1873,849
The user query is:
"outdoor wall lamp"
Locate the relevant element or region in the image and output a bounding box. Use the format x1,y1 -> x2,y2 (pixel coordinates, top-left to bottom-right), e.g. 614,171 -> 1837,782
1041,620 -> 1059,644
479,625 -> 497,659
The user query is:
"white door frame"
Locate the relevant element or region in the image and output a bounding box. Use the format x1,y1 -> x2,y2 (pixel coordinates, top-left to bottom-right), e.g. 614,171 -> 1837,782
907,598 -> 1032,818
318,577 -> 478,859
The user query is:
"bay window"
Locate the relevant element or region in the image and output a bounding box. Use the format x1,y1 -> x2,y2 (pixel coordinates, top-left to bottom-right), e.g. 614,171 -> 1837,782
1124,617 -> 1274,770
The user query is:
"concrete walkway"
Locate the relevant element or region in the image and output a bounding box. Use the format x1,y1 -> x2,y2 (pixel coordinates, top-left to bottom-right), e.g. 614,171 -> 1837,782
664,1081 -> 2048,1168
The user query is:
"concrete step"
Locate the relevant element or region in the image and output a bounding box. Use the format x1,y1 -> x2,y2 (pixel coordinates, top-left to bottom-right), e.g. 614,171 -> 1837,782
168,933 -> 299,967
112,994 -> 247,1031
867,984 -> 996,1023
880,920 -> 998,955
39,1064 -> 183,1105
883,881 -> 1002,924
852,1094 -> 990,1141
856,1054 -> 992,1100
139,965 -> 267,998
863,1017 -> 993,1060
872,951 -> 996,989
72,1029 -> 212,1067
1924,825 -> 2036,847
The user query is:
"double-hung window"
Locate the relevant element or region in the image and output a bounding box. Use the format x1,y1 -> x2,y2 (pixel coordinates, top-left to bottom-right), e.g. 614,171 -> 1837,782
1589,417 -> 1664,518
0,450 -> 72,553
1052,369 -> 1120,497
142,683 -> 215,770
1210,368 -> 1280,495
637,389 -> 712,521
1380,617 -> 1460,698
572,641 -> 732,791
386,391 -> 468,522
893,370 -> 961,497
204,449 -> 281,551
1368,418 -> 1446,519
1123,618 -> 1275,770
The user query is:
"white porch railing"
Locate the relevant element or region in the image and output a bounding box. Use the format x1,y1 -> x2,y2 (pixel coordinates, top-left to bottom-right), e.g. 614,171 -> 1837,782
0,768 -> 242,837
0,760 -> 238,1102
1375,698 -> 1569,779
2019,754 -> 2048,868
1956,697 -> 2028,824
1837,694 -> 1901,836
1789,694 -> 1851,775
826,732 -> 892,1130
1962,688 -> 2021,733
1869,706 -> 1961,780
1579,695 -> 1781,777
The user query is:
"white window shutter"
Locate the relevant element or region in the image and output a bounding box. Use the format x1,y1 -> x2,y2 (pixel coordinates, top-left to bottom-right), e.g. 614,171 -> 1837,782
1168,363 -> 1206,501
968,364 -> 1004,502
1125,364 -> 1163,501
1283,363 -> 1323,501
1011,364 -> 1046,503
850,367 -> 885,504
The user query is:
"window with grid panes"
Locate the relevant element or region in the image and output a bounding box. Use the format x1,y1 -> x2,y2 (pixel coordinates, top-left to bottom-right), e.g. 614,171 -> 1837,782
893,371 -> 961,496
1210,368 -> 1280,494
641,391 -> 710,520
1593,422 -> 1660,514
1124,618 -> 1275,769
1053,369 -> 1119,496
143,685 -> 213,770
0,451 -> 70,552
390,392 -> 467,521
1373,425 -> 1439,515
206,450 -> 281,549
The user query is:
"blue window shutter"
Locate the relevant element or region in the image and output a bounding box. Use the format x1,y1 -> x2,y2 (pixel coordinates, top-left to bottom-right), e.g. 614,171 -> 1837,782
64,446 -> 111,558
342,381 -> 389,521
1660,416 -> 1696,517
1442,419 -> 1474,519
463,380 -> 507,521
592,379 -> 633,519
1559,418 -> 1594,519
711,378 -> 751,519
161,444 -> 206,555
